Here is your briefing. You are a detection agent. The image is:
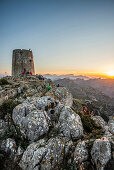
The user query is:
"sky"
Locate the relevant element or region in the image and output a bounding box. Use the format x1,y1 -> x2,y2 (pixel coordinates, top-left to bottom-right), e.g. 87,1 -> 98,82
0,0 -> 114,77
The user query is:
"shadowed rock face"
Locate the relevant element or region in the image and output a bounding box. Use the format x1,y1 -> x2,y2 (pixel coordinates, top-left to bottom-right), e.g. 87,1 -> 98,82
12,95 -> 83,142
91,137 -> 111,169
19,137 -> 73,170
12,49 -> 35,76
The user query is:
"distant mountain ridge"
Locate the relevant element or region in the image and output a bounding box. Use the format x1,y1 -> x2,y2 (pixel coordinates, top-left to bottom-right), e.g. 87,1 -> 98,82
43,74 -> 90,81
54,78 -> 114,118
73,78 -> 114,99
43,74 -> 114,98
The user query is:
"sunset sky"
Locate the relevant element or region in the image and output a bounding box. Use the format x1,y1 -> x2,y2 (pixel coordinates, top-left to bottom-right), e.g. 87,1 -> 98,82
0,0 -> 114,78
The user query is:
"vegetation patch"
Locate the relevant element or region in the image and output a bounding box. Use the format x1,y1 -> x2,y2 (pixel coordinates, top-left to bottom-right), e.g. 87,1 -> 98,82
0,99 -> 20,119
72,110 -> 104,139
0,99 -> 30,149
0,78 -> 9,85
1,123 -> 29,150
77,112 -> 102,133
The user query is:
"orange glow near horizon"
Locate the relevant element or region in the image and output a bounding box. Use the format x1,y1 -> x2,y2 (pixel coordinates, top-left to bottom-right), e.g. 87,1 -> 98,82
35,71 -> 114,79
0,70 -> 114,79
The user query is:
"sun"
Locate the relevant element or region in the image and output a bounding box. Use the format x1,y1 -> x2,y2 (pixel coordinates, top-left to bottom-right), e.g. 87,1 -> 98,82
105,70 -> 114,77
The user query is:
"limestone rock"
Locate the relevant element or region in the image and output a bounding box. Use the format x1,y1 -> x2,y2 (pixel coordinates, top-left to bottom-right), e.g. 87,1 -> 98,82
19,137 -> 73,170
91,116 -> 106,128
12,102 -> 37,125
12,98 -> 51,142
0,138 -> 17,158
17,146 -> 24,156
46,87 -> 73,107
108,116 -> 114,135
0,85 -> 2,91
59,106 -> 83,140
0,119 -> 7,137
33,96 -> 56,111
91,137 -> 111,170
20,110 -> 50,142
17,86 -> 22,94
74,141 -> 88,163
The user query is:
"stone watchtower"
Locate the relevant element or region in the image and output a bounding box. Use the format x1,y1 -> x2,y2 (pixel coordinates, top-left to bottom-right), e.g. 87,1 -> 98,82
12,49 -> 35,76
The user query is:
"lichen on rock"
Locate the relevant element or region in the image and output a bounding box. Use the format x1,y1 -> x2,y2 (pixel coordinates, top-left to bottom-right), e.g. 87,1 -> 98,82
19,137 -> 73,170
91,137 -> 111,169
46,87 -> 73,107
59,106 -> 84,140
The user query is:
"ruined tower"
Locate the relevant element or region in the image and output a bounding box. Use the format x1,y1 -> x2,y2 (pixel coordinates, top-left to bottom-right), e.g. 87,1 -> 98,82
12,49 -> 35,76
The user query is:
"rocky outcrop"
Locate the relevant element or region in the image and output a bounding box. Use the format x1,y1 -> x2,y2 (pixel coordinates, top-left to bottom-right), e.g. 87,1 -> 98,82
46,87 -> 73,107
19,137 -> 73,170
91,116 -> 107,128
0,76 -> 113,170
12,95 -> 83,142
32,96 -> 56,111
59,106 -> 84,140
12,98 -> 51,142
91,137 -> 111,170
74,141 -> 88,164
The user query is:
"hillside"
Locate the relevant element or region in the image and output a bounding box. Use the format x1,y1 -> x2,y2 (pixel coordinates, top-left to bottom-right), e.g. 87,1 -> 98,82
54,78 -> 114,119
0,76 -> 114,170
73,78 -> 114,99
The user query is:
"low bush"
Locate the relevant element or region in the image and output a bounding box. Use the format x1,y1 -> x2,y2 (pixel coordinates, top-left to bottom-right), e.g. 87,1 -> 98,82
75,111 -> 104,140
0,99 -> 20,119
0,78 -> 9,85
77,112 -> 100,133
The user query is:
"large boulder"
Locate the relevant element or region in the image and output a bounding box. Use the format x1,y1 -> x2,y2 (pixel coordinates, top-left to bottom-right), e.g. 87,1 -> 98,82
59,106 -> 83,140
13,95 -> 78,142
12,97 -> 55,142
19,137 -> 73,170
19,110 -> 50,142
91,116 -> 107,129
46,87 -> 73,107
91,137 -> 111,170
74,141 -> 88,164
33,96 -> 56,111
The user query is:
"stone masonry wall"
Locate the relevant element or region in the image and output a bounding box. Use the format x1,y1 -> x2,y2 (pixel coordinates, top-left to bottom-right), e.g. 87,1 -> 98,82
12,49 -> 35,76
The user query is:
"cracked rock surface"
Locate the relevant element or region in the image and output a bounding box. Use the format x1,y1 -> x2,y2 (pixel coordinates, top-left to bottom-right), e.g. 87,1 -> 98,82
46,87 -> 73,107
74,141 -> 88,164
19,137 -> 73,170
91,137 -> 111,170
59,106 -> 84,140
12,97 -> 54,142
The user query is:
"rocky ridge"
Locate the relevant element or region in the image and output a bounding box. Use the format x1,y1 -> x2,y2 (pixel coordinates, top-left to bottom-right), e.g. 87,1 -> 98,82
0,76 -> 114,170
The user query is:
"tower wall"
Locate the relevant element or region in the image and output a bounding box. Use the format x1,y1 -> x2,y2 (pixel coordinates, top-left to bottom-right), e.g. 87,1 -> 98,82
12,49 -> 35,76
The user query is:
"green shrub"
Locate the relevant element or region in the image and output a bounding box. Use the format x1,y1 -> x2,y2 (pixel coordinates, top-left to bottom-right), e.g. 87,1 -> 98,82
0,99 -> 20,119
77,112 -> 99,133
79,112 -> 104,134
0,99 -> 29,150
0,78 -> 9,85
1,124 -> 29,150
